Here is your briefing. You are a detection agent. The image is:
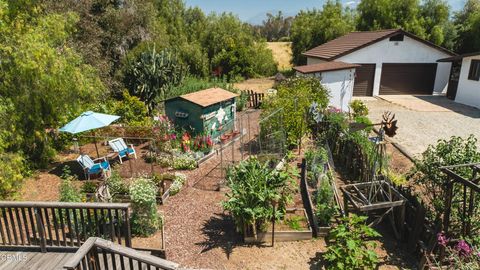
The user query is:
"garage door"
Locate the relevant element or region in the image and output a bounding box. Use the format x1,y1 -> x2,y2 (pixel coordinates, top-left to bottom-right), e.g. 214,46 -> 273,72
380,63 -> 437,95
353,64 -> 375,96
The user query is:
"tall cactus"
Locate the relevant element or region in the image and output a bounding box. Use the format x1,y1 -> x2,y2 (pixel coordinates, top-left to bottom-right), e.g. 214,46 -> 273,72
124,47 -> 187,114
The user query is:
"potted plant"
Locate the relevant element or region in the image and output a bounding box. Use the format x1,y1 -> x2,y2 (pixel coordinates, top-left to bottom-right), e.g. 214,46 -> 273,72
220,134 -> 229,143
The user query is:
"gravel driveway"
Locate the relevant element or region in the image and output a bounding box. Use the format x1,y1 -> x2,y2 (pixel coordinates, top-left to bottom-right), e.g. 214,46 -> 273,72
358,95 -> 480,158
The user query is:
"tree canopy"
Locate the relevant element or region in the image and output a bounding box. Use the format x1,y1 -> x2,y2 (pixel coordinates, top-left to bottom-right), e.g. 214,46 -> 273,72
290,1 -> 355,65
284,0 -> 480,64
0,0 -> 104,165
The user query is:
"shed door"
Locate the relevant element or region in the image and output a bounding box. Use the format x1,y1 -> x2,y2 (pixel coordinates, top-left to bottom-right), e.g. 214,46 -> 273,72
353,64 -> 375,96
380,63 -> 437,95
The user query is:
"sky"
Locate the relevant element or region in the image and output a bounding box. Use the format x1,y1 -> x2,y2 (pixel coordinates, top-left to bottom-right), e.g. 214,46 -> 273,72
184,0 -> 467,25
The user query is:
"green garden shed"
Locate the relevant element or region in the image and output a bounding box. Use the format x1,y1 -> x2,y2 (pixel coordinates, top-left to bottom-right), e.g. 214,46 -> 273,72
165,88 -> 238,139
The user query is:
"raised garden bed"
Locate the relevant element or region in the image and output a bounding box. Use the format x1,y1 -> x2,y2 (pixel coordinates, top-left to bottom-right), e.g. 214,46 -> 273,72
243,208 -> 313,243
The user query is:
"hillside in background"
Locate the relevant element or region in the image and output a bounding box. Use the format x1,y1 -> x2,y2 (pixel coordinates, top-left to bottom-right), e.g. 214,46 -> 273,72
267,42 -> 293,71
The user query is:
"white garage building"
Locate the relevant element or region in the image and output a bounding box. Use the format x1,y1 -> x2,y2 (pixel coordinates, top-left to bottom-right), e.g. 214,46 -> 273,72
302,29 -> 456,96
438,52 -> 480,108
294,61 -> 358,111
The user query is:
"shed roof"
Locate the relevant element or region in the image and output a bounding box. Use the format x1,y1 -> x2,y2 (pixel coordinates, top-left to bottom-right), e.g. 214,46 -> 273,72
180,88 -> 238,107
293,61 -> 360,74
303,29 -> 455,60
437,51 -> 480,62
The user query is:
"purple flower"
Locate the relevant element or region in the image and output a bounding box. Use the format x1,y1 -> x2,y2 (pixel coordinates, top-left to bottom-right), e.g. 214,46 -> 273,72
170,134 -> 177,140
455,240 -> 472,257
437,233 -> 448,247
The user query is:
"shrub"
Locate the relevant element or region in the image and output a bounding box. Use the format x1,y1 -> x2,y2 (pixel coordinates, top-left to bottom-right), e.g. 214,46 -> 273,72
81,181 -> 98,194
111,91 -> 151,127
324,215 -> 380,270
173,154 -> 197,170
129,177 -> 161,236
410,135 -> 480,221
0,153 -> 26,199
155,153 -> 173,168
106,170 -> 129,196
349,100 -> 369,118
261,77 -> 330,147
169,173 -> 187,196
235,90 -> 248,111
59,166 -> 83,202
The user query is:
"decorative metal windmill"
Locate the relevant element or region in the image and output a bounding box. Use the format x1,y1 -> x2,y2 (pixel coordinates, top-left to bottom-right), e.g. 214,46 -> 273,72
341,111 -> 406,239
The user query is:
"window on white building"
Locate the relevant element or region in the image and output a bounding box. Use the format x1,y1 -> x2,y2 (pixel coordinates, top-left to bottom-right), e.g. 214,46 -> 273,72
468,60 -> 480,81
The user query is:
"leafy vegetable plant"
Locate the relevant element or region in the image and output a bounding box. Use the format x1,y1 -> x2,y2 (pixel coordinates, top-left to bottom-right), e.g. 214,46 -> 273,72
223,157 -> 297,234
324,215 -> 380,270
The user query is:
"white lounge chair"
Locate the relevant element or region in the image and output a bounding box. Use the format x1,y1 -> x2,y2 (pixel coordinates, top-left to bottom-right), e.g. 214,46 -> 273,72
76,155 -> 111,180
108,138 -> 137,164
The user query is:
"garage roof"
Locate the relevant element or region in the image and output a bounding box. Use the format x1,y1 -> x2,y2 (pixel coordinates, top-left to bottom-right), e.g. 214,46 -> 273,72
437,51 -> 480,62
180,88 -> 238,107
294,61 -> 360,74
303,29 -> 455,60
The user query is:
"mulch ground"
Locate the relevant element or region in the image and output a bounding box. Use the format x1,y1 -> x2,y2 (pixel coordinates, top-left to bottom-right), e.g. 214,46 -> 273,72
18,108 -> 416,269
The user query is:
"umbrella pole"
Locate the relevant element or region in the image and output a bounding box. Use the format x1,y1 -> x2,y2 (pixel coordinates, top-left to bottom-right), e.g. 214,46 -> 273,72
93,132 -> 100,158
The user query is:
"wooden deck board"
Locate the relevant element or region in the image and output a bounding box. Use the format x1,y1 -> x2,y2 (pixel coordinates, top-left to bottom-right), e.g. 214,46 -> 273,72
0,248 -> 156,269
0,251 -> 75,270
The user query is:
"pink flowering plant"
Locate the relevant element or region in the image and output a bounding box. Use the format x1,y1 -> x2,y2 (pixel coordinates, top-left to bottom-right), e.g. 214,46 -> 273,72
433,232 -> 480,269
192,134 -> 214,153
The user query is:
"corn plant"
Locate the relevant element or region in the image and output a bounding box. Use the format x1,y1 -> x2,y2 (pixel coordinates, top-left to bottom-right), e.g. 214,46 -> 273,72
222,157 -> 297,235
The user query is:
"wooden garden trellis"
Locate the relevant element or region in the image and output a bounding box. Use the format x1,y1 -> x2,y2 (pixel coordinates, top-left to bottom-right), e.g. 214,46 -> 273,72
440,163 -> 480,238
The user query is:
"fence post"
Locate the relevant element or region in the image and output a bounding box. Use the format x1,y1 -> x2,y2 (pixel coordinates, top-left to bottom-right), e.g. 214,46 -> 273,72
124,208 -> 132,248
34,207 -> 47,253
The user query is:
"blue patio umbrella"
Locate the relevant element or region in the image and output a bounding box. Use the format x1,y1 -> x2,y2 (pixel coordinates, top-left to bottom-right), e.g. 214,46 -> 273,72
59,111 -> 120,134
59,111 -> 120,156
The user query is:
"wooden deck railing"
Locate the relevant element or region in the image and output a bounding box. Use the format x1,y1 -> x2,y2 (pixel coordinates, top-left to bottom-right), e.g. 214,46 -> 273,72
0,201 -> 132,252
63,237 -> 178,270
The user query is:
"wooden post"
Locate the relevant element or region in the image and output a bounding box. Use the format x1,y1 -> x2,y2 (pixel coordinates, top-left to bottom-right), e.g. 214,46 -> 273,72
34,208 -> 47,253
161,219 -> 165,250
124,208 -> 132,248
150,139 -> 155,177
443,180 -> 454,235
343,195 -> 349,216
271,202 -> 275,247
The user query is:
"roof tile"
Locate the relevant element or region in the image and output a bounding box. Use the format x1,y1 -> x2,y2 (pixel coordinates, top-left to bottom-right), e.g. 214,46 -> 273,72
180,88 -> 238,107
294,61 -> 360,74
303,29 -> 454,60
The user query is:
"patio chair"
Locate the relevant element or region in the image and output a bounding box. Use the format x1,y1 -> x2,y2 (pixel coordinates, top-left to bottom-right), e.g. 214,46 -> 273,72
76,155 -> 111,180
108,138 -> 137,164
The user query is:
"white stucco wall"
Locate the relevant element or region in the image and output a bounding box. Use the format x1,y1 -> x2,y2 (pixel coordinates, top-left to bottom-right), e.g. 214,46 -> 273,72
307,35 -> 452,95
296,68 -> 355,111
454,56 -> 480,109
